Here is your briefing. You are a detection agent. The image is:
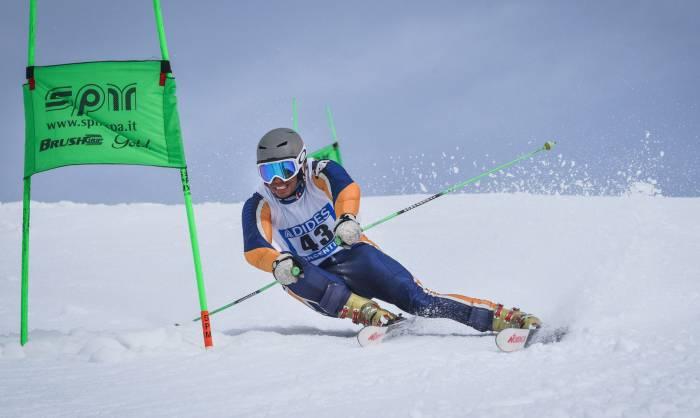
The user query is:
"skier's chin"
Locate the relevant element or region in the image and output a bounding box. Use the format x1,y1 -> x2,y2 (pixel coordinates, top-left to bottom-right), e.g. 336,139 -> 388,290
268,179 -> 296,199
272,189 -> 293,199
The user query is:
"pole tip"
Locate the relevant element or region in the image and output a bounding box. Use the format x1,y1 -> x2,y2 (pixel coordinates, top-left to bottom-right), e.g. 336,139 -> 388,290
544,141 -> 556,151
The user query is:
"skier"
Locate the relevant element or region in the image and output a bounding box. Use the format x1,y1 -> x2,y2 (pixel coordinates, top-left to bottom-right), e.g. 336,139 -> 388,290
242,128 -> 541,332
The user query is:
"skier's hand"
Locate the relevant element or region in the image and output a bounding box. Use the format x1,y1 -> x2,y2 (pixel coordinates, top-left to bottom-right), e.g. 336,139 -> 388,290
272,253 -> 301,285
334,213 -> 362,246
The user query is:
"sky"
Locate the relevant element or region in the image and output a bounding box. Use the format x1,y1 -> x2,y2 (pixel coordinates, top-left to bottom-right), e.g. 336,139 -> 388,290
1,0 -> 698,203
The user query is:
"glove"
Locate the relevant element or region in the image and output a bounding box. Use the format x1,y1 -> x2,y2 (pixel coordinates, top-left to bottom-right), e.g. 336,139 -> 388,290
334,213 -> 362,246
272,253 -> 301,285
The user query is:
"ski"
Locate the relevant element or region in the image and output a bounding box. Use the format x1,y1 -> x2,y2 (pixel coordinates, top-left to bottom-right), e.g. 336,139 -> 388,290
356,318 -> 413,347
495,328 -> 530,352
359,320 -> 568,351
357,318 -> 492,347
495,326 -> 568,352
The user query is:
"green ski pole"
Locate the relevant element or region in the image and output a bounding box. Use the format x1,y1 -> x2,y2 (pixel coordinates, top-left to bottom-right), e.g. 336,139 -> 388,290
177,281 -> 278,325
363,141 -> 555,231
191,141 -> 556,322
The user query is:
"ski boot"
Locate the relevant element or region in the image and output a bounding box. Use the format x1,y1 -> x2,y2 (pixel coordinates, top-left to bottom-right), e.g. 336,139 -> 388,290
339,293 -> 398,327
491,304 -> 542,332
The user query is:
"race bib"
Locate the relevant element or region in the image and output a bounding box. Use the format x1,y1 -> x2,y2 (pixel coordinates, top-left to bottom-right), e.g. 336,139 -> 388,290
279,203 -> 339,262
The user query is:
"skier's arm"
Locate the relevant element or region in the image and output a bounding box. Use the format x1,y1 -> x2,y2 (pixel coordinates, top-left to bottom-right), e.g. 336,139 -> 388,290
312,160 -> 367,246
312,160 -> 360,216
241,193 -> 279,272
335,183 -> 360,216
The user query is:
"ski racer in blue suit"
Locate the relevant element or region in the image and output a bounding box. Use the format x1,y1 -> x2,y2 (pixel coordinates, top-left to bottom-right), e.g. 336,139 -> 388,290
242,128 -> 541,331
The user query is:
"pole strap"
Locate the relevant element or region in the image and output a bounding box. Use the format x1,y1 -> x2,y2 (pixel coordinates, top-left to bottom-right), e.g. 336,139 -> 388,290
159,60 -> 172,86
25,66 -> 35,90
27,0 -> 37,89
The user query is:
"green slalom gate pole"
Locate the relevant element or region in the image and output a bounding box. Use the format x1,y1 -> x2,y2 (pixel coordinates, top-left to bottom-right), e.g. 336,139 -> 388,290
189,141 -> 557,323
325,106 -> 343,166
153,0 -> 212,347
20,178 -> 31,345
27,0 -> 36,67
326,106 -> 338,140
292,98 -> 299,131
20,0 -> 37,346
152,0 -> 170,61
179,169 -> 213,346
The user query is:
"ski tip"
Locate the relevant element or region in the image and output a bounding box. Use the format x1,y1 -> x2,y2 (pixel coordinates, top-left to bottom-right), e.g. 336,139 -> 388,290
357,325 -> 389,347
495,328 -> 531,352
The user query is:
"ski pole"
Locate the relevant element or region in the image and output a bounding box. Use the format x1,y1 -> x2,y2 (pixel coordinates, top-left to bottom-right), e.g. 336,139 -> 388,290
189,141 -> 555,322
176,281 -> 279,325
362,141 -> 555,231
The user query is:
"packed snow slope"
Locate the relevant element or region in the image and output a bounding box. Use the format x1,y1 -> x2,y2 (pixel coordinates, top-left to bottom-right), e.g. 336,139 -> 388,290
1,194 -> 699,418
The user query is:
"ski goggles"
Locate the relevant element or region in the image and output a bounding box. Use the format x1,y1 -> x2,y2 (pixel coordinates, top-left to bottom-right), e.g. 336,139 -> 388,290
257,148 -> 307,184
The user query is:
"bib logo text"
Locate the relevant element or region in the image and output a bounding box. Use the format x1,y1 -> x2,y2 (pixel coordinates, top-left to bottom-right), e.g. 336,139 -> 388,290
280,203 -> 338,262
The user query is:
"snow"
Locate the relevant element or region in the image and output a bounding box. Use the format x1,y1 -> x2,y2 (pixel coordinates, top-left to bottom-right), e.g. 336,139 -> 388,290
1,194 -> 700,417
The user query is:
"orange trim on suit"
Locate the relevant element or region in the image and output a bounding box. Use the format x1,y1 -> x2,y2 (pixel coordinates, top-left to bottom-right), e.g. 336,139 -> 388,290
334,183 -> 361,216
444,294 -> 497,310
244,200 -> 279,272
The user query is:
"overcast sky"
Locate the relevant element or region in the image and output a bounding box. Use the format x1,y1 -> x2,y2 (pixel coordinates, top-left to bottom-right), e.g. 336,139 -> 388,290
1,1 -> 698,203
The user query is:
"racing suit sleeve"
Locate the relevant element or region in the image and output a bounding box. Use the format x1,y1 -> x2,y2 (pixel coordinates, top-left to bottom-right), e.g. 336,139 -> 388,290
311,160 -> 360,216
241,192 -> 279,272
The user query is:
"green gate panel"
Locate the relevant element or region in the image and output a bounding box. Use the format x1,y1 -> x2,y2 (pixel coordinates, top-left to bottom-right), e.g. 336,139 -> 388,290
23,60 -> 186,177
310,142 -> 343,166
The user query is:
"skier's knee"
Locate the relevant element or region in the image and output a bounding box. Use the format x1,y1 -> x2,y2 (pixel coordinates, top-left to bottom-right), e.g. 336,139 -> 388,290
318,282 -> 351,316
387,278 -> 426,314
406,288 -> 437,316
